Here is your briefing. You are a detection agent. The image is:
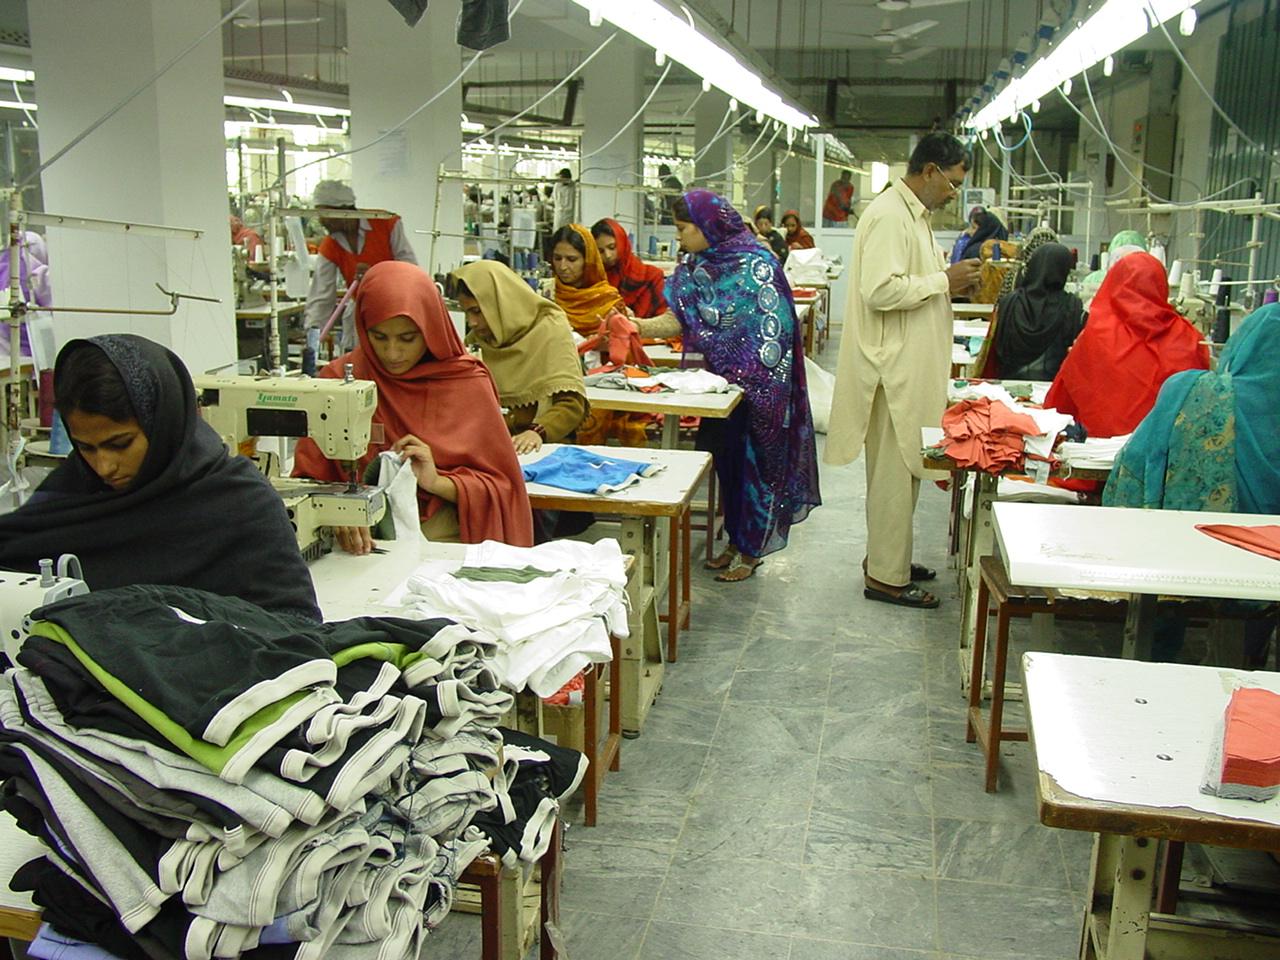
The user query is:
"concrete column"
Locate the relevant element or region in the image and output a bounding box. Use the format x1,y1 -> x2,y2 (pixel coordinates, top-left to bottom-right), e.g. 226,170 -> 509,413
347,0 -> 463,276
580,43 -> 645,232
693,90 -> 733,187
29,0 -> 235,374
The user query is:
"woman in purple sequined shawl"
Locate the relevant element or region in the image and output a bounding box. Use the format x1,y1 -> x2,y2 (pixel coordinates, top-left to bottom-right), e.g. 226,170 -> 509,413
665,190 -> 821,580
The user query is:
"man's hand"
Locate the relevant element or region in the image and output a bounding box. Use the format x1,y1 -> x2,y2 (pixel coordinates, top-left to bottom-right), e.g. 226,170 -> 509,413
946,258 -> 982,297
512,430 -> 543,455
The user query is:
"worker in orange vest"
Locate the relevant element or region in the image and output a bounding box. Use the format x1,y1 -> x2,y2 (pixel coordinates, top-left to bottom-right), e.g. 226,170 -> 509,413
304,180 -> 420,350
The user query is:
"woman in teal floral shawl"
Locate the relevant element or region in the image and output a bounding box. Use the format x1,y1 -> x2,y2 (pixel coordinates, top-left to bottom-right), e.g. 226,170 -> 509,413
1104,302 -> 1280,662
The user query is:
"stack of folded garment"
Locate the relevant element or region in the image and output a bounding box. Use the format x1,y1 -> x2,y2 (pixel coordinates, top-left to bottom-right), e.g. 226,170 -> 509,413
1202,686 -> 1280,801
2,583 -> 584,960
585,366 -> 730,394
395,539 -> 627,699
942,397 -> 1043,474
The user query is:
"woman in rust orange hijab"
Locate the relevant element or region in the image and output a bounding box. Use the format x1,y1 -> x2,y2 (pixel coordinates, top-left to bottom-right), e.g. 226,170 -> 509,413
293,260 -> 533,551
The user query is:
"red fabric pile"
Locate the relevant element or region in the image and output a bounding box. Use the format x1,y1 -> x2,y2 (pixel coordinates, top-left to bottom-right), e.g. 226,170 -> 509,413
941,397 -> 1043,474
543,671 -> 586,706
1215,687 -> 1280,800
577,310 -> 652,367
1196,524 -> 1280,561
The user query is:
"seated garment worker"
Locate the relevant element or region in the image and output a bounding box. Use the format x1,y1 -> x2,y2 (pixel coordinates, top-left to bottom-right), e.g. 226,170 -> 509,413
0,335 -> 321,622
1044,251 -> 1209,438
989,242 -> 1083,381
293,261 -> 533,553
590,218 -> 668,318
781,210 -> 816,250
304,179 -> 419,352
451,260 -> 588,454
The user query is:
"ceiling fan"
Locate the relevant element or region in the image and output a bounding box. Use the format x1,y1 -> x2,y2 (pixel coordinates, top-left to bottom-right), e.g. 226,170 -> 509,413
884,41 -> 934,64
873,16 -> 938,43
877,0 -> 973,10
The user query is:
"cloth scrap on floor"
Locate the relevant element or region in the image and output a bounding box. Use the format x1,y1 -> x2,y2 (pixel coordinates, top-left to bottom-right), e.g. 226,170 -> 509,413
1201,687 -> 1280,800
941,398 -> 1043,474
522,445 -> 666,495
1196,523 -> 1280,561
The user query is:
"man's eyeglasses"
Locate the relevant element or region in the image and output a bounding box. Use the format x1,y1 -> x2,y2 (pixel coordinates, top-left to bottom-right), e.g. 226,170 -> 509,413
931,166 -> 965,192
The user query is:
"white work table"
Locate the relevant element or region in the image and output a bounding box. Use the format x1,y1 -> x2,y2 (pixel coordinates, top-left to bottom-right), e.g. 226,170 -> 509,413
952,302 -> 994,318
520,444 -> 712,725
994,502 -> 1280,659
584,384 -> 742,448
1024,651 -> 1280,960
953,318 -> 991,339
309,537 -> 466,621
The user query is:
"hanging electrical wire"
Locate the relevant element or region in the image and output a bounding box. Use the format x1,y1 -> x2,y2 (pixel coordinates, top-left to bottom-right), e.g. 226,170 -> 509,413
690,100 -> 742,166
1143,0 -> 1278,162
464,30 -> 618,149
20,0 -> 256,188
694,119 -> 783,186
579,60 -> 674,163
276,0 -> 529,188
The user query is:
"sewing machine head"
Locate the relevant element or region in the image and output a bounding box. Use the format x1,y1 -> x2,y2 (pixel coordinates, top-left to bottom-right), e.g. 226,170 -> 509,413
195,373 -> 378,464
0,556 -> 89,664
194,374 -> 386,559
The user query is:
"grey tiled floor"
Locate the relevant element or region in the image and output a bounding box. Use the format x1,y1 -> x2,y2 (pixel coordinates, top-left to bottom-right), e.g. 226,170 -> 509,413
431,342 -> 1097,959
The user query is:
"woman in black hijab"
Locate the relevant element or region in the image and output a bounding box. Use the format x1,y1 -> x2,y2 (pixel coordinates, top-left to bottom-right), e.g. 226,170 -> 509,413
992,242 -> 1084,381
0,335 -> 321,621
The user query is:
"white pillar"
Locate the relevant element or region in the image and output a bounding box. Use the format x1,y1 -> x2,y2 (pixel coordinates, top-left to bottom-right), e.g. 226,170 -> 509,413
693,90 -> 733,187
29,0 -> 235,374
580,44 -> 644,232
347,0 -> 464,276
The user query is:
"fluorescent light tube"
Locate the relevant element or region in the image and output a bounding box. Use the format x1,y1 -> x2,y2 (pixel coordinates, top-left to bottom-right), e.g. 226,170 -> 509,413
224,95 -> 350,118
968,0 -> 1202,132
564,0 -> 816,130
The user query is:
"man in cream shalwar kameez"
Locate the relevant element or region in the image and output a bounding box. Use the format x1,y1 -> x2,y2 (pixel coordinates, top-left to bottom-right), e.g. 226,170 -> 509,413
826,134 -> 979,607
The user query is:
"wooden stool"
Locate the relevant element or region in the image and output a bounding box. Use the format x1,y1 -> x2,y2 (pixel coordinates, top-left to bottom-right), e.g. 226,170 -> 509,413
458,819 -> 562,960
966,555 -> 1122,792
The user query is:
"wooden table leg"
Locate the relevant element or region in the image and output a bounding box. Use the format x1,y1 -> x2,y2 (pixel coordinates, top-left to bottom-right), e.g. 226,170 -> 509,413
1154,840 -> 1184,915
681,506 -> 691,628
665,513 -> 680,662
1122,593 -> 1158,661
966,572 -> 992,744
478,871 -> 501,960
705,468 -> 719,564
582,664 -> 599,827
540,820 -> 562,960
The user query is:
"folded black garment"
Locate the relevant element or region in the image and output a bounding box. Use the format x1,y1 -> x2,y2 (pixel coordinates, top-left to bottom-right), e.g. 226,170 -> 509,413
12,857 -> 152,960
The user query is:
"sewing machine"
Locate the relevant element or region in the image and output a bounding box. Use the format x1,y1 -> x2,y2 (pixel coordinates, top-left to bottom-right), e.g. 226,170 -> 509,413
0,556 -> 89,664
194,372 -> 387,560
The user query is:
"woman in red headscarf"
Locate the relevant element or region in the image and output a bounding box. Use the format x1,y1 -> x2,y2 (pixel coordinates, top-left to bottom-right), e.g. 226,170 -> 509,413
292,261 -> 533,552
590,218 -> 668,317
781,210 -> 816,250
1044,252 -> 1209,438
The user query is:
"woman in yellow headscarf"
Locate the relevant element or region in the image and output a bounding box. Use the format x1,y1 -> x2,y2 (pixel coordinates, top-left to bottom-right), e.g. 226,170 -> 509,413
451,260 -> 588,455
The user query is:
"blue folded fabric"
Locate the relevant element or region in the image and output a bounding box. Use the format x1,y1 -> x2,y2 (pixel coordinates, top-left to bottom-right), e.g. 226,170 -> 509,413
29,925 -> 124,960
522,446 -> 663,495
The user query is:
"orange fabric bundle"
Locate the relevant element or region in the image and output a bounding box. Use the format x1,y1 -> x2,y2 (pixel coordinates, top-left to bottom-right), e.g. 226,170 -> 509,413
941,397 -> 1042,474
1196,523 -> 1280,561
1216,687 -> 1280,798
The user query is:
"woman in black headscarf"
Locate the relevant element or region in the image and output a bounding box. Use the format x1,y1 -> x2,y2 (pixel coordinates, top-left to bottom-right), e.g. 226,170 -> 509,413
0,335 -> 321,621
991,242 -> 1084,381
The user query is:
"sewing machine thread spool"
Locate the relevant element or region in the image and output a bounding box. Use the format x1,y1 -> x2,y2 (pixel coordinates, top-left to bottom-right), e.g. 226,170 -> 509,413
1178,270 -> 1196,301
1209,268 -> 1224,298
1168,260 -> 1183,286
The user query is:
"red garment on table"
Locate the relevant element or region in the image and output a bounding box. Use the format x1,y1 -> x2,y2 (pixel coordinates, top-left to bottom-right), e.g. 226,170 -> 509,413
292,261 -> 533,547
1218,687 -> 1280,791
1044,253 -> 1209,438
941,397 -> 1042,474
600,218 -> 668,318
577,311 -> 652,367
1196,523 -> 1280,561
